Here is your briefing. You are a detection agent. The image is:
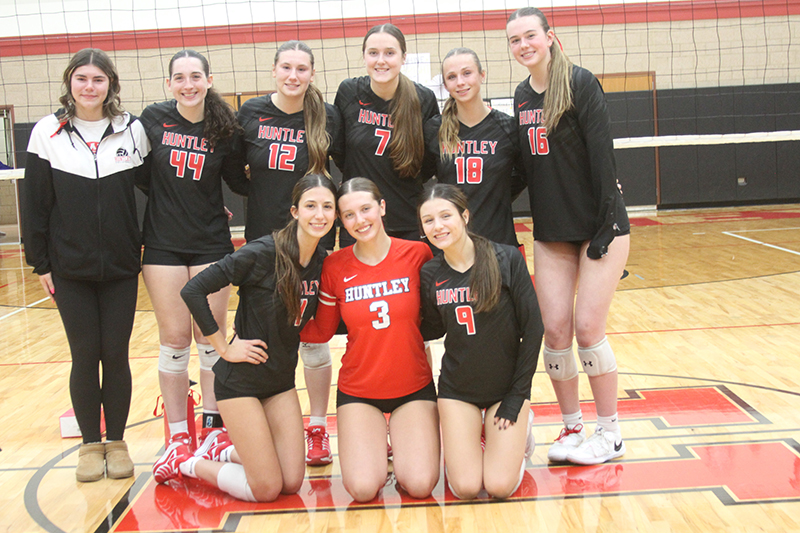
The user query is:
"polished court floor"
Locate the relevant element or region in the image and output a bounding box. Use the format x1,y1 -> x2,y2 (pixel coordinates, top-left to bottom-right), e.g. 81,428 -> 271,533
1,204 -> 799,532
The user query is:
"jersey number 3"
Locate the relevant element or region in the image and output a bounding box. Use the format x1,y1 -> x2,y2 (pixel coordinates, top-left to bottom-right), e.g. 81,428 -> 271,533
369,300 -> 391,330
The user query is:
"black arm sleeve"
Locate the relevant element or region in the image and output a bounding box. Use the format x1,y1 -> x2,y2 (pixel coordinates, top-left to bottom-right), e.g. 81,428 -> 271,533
181,242 -> 262,336
22,151 -> 56,275
574,72 -> 621,259
327,104 -> 346,173
221,133 -> 249,196
419,265 -> 446,342
495,248 -> 543,422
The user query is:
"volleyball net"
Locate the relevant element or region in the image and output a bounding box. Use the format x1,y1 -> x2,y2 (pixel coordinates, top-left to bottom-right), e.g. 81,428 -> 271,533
1,0 -> 799,209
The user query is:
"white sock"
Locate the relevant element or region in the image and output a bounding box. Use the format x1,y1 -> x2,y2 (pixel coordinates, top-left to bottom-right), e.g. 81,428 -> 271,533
179,456 -> 200,478
597,413 -> 620,435
510,458 -> 526,496
308,416 -> 326,428
169,420 -> 189,436
562,411 -> 583,430
217,463 -> 257,502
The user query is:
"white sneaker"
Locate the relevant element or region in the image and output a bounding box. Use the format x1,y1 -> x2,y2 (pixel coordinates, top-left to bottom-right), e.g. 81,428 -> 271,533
566,426 -> 625,465
547,423 -> 586,462
524,410 -> 536,459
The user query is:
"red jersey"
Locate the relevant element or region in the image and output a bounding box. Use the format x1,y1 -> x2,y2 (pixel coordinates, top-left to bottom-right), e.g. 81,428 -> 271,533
301,238 -> 433,398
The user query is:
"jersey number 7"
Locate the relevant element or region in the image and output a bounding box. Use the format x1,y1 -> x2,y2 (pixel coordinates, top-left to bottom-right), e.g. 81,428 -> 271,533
374,129 -> 391,156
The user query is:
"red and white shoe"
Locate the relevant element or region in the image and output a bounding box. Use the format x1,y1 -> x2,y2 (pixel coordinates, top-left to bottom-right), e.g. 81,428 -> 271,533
153,432 -> 193,483
547,423 -> 586,463
305,425 -> 333,466
194,428 -> 235,462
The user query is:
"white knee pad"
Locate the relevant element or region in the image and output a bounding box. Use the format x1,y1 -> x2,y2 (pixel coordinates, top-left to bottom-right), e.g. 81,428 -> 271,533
543,345 -> 579,381
217,463 -> 257,502
197,343 -> 220,371
578,337 -> 617,377
299,342 -> 332,370
158,345 -> 191,374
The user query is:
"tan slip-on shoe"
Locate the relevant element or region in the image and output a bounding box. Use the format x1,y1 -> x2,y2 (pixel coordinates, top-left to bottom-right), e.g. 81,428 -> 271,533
76,443 -> 106,482
105,441 -> 135,479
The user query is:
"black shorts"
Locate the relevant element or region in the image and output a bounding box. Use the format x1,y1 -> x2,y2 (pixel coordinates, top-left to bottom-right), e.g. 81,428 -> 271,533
214,376 -> 295,402
437,393 -> 502,411
336,380 -> 437,414
142,247 -> 228,267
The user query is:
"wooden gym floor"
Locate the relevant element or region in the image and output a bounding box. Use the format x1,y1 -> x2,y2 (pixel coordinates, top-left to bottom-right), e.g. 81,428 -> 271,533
1,203 -> 800,532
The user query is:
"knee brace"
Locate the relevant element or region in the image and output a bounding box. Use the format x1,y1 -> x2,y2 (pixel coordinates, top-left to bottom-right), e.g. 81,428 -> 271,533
543,345 -> 579,381
578,337 -> 617,377
197,343 -> 220,372
158,345 -> 190,374
299,342 -> 332,370
217,463 -> 257,502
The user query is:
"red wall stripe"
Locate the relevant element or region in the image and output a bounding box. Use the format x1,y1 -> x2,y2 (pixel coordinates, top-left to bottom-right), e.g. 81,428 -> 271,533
1,0 -> 798,57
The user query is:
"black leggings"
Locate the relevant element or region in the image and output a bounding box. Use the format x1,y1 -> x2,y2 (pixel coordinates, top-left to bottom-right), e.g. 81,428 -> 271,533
53,274 -> 138,443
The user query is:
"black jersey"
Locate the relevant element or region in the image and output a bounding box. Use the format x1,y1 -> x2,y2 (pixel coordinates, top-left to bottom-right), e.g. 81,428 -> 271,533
420,243 -> 543,421
238,96 -> 343,242
423,109 -> 526,246
334,76 -> 440,232
181,236 -> 326,397
514,65 -> 630,242
138,100 -> 248,254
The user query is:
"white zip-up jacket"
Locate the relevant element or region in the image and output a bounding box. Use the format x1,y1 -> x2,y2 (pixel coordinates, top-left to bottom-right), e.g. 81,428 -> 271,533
23,111 -> 150,281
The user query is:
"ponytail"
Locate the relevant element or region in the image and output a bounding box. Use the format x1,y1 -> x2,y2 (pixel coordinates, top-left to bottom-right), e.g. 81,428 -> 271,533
543,40 -> 573,135
469,232 -> 501,314
303,83 -> 331,177
203,87 -> 240,148
273,218 -> 303,322
388,73 -> 425,178
438,96 -> 460,161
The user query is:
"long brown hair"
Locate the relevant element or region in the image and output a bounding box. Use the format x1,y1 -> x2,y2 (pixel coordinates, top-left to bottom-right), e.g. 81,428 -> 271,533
438,47 -> 484,160
507,7 -> 574,134
168,50 -> 240,148
418,183 -> 501,313
273,174 -> 338,323
59,48 -> 124,121
362,24 -> 425,179
274,41 -> 331,177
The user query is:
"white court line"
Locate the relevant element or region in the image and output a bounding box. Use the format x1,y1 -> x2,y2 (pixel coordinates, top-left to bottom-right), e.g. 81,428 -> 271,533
723,230 -> 800,257
0,296 -> 51,322
723,226 -> 800,234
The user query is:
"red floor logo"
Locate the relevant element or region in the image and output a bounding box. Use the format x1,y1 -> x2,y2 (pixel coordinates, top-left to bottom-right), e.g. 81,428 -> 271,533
113,386 -> 800,532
